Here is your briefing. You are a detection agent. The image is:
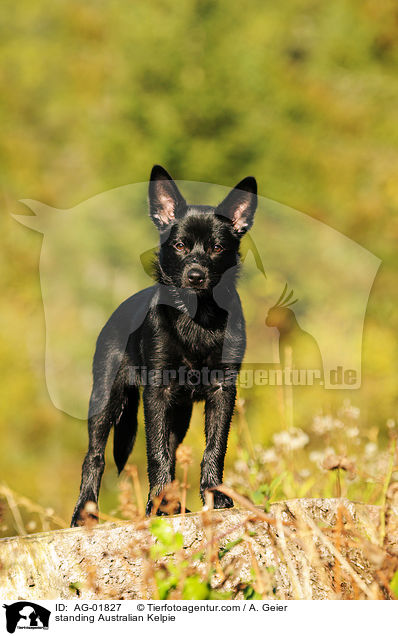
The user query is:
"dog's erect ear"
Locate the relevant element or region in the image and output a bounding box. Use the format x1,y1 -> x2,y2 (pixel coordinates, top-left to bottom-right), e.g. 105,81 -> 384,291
148,165 -> 187,230
215,176 -> 257,235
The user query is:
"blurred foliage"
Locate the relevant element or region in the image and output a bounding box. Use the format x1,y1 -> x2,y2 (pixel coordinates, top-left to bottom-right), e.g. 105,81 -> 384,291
1,0 -> 398,533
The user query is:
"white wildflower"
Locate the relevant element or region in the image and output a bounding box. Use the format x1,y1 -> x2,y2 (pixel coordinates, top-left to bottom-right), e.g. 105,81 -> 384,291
309,451 -> 324,464
260,448 -> 278,463
346,426 -> 359,438
233,460 -> 247,474
333,419 -> 344,429
272,427 -> 309,451
312,415 -> 343,434
339,400 -> 360,419
309,447 -> 335,466
365,442 -> 377,457
312,415 -> 333,434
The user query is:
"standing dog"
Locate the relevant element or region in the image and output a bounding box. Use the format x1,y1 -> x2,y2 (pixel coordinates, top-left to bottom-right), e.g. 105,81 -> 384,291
71,165 -> 257,525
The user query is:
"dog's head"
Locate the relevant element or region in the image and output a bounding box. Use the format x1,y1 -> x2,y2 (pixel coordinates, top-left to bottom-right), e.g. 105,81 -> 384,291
148,164 -> 257,292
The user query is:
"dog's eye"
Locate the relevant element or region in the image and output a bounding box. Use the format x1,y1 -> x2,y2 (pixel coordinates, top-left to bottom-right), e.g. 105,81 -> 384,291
213,244 -> 224,253
174,242 -> 185,252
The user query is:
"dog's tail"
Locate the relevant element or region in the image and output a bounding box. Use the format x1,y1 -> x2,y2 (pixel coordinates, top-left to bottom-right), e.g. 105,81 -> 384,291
113,385 -> 140,474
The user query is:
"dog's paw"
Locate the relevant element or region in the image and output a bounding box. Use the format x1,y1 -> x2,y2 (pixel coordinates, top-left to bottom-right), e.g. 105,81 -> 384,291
71,500 -> 99,527
201,487 -> 234,510
70,511 -> 82,527
212,491 -> 234,510
146,497 -> 190,516
145,497 -> 173,516
145,503 -> 173,516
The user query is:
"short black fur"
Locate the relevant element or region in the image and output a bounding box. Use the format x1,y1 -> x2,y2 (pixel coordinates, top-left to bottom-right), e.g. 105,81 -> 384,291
71,165 -> 257,525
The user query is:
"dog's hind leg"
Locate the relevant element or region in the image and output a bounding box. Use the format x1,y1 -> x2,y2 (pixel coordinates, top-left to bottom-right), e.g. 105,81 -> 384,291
71,405 -> 112,527
71,363 -> 131,527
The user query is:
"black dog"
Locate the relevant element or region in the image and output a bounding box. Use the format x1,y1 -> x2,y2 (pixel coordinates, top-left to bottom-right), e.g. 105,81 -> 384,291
71,165 -> 257,526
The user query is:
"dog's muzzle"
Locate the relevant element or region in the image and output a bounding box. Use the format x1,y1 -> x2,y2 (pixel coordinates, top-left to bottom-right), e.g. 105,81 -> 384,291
183,266 -> 208,289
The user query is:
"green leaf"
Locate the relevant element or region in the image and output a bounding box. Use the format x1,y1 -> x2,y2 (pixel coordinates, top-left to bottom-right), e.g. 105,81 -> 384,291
242,584 -> 262,600
269,472 -> 288,498
172,532 -> 184,552
252,486 -> 269,505
154,569 -> 179,600
150,518 -> 184,555
150,517 -> 175,545
218,537 -> 243,559
191,550 -> 205,562
183,576 -> 210,600
69,581 -> 81,596
209,589 -> 233,600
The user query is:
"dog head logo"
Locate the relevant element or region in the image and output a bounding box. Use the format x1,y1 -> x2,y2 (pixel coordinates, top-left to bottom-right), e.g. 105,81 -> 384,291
3,602 -> 50,633
13,179 -> 380,417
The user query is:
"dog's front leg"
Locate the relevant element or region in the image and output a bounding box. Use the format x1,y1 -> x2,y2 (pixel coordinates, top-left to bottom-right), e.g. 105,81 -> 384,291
200,384 -> 236,510
143,385 -> 175,515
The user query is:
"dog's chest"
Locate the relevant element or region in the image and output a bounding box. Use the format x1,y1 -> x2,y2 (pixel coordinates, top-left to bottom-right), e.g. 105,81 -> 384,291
174,313 -> 224,364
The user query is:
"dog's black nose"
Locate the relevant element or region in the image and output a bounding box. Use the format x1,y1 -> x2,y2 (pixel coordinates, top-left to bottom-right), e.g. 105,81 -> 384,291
187,267 -> 205,285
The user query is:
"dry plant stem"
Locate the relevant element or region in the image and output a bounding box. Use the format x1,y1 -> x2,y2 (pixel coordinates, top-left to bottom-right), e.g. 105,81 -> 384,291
130,465 -> 145,518
181,465 -> 188,527
213,515 -> 259,545
295,546 -> 313,600
272,338 -> 286,428
379,437 -> 397,546
3,488 -> 26,535
350,578 -> 360,601
275,508 -> 304,599
97,511 -> 128,524
283,345 -> 294,430
285,502 -> 337,599
41,515 -> 50,532
126,538 -> 152,600
245,530 -> 267,597
203,491 -> 216,579
336,469 -> 342,498
118,479 -> 137,520
0,483 -> 66,529
144,540 -> 161,601
210,484 -> 292,529
301,511 -> 374,599
151,493 -> 162,516
266,526 -> 289,600
333,503 -> 344,596
80,547 -> 104,597
282,508 -> 313,600
142,551 -> 159,601
235,395 -> 255,458
7,493 -> 25,535
140,563 -> 149,600
214,551 -> 226,580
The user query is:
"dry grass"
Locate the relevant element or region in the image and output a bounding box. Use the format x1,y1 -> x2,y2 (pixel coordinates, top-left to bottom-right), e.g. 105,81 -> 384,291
1,400 -> 397,600
62,478 -> 398,600
63,438 -> 398,600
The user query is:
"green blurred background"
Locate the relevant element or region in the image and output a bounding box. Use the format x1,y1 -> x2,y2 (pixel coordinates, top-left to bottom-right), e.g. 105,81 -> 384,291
1,0 -> 398,530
